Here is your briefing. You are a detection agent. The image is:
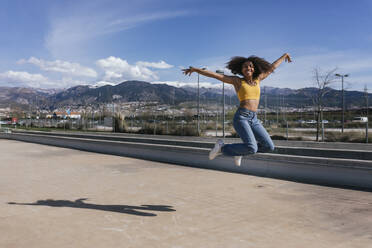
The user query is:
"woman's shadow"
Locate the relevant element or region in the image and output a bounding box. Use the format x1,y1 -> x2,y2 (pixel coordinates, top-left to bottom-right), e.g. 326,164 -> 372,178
8,198 -> 175,217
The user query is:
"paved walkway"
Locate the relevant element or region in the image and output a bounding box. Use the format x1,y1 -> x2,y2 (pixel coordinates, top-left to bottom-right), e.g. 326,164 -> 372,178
1,140 -> 372,248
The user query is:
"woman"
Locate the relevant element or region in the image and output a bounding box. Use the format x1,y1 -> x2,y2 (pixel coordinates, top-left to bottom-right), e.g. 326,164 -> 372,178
183,53 -> 292,166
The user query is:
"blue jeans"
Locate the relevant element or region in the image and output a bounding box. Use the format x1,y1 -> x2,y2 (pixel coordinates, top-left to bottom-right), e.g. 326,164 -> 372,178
221,108 -> 275,156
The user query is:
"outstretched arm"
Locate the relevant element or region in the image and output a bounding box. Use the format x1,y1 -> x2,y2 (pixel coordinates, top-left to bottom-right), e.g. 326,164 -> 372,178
272,53 -> 292,69
182,67 -> 239,86
258,53 -> 292,81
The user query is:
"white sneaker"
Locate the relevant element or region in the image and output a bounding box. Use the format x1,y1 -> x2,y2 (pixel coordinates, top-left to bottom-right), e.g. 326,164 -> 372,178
209,139 -> 224,160
234,156 -> 242,166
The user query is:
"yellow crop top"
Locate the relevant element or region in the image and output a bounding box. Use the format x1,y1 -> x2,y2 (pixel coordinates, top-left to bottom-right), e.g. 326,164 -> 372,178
237,79 -> 260,101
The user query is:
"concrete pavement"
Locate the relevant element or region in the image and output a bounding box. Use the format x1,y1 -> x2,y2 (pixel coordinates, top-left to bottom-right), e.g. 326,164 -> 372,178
1,140 -> 372,248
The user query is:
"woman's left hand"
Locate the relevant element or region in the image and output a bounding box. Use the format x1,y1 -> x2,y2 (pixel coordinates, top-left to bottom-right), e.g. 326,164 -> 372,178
284,53 -> 292,63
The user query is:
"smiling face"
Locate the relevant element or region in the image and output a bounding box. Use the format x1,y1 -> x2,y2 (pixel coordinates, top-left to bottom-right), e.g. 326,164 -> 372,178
241,61 -> 255,79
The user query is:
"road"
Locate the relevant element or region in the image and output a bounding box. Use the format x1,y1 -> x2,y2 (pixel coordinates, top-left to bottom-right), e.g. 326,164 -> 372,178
1,140 -> 372,248
292,128 -> 370,132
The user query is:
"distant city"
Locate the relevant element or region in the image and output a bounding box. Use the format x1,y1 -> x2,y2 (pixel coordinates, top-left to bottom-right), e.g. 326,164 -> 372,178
0,80 -> 370,138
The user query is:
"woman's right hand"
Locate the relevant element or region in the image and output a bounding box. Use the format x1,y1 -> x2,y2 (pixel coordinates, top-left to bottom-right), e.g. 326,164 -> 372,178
182,66 -> 196,76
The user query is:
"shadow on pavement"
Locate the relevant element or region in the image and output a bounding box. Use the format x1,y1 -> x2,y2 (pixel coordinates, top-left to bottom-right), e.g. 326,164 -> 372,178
8,198 -> 176,217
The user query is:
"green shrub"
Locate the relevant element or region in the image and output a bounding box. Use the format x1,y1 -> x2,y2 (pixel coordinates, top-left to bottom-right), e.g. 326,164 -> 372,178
325,132 -> 371,143
114,114 -> 127,133
137,124 -> 163,135
271,135 -> 287,140
169,126 -> 199,136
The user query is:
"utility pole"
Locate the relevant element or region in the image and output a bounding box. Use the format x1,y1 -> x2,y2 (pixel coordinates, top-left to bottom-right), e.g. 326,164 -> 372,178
112,102 -> 115,132
264,86 -> 267,125
215,112 -> 218,137
282,95 -> 286,122
216,70 -> 225,138
276,95 -> 279,124
197,68 -> 206,136
335,73 -> 349,133
222,79 -> 225,138
365,85 -> 369,143
197,72 -> 200,135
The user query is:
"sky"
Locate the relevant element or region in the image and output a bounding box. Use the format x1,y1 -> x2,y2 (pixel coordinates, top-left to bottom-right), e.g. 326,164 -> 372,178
0,0 -> 372,92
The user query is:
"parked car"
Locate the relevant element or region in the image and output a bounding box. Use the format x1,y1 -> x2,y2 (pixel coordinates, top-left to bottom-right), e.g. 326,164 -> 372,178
304,120 -> 328,124
352,116 -> 368,123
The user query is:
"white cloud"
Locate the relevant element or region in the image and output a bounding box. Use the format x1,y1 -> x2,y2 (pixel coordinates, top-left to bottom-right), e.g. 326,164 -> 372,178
150,80 -> 230,89
259,50 -> 372,91
0,70 -> 52,88
191,56 -> 232,74
0,71 -> 94,89
136,60 -> 173,69
108,11 -> 190,33
90,81 -> 117,88
45,7 -> 190,58
59,77 -> 91,88
18,57 -> 97,78
184,50 -> 372,92
96,56 -> 173,82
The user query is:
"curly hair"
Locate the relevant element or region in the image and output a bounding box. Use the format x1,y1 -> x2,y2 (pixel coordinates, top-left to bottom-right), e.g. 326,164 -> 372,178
226,56 -> 273,80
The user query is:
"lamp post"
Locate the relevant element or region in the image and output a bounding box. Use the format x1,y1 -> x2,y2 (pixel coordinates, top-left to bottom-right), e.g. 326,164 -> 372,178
197,68 -> 206,135
264,86 -> 267,125
112,102 -> 115,132
365,85 -> 369,143
335,73 -> 349,133
216,69 -> 225,137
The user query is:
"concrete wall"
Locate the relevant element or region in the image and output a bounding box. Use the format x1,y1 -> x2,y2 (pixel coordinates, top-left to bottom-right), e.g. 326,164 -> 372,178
2,132 -> 372,190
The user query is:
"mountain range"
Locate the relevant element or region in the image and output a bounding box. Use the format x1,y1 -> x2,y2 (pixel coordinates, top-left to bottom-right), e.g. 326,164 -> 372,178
0,80 -> 371,110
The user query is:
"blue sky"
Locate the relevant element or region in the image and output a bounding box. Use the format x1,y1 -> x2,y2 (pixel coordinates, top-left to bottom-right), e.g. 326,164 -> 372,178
1,0 -> 372,92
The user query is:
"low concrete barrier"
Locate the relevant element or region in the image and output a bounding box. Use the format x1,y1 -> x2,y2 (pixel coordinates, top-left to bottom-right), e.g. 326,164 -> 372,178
273,146 -> 372,160
2,131 -> 372,190
8,130 -> 372,161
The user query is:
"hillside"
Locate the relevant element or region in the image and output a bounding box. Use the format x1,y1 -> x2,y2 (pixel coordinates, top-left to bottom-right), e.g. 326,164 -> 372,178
0,81 -> 371,110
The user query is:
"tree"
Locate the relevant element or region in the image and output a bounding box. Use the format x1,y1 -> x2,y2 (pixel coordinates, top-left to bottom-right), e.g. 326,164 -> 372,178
312,67 -> 337,141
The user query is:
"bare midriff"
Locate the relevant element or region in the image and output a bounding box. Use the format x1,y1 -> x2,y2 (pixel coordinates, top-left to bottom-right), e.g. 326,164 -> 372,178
239,99 -> 259,112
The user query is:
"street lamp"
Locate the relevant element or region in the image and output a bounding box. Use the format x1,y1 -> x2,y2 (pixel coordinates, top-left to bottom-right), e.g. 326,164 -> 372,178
335,73 -> 349,133
197,68 -> 206,135
216,69 -> 225,138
